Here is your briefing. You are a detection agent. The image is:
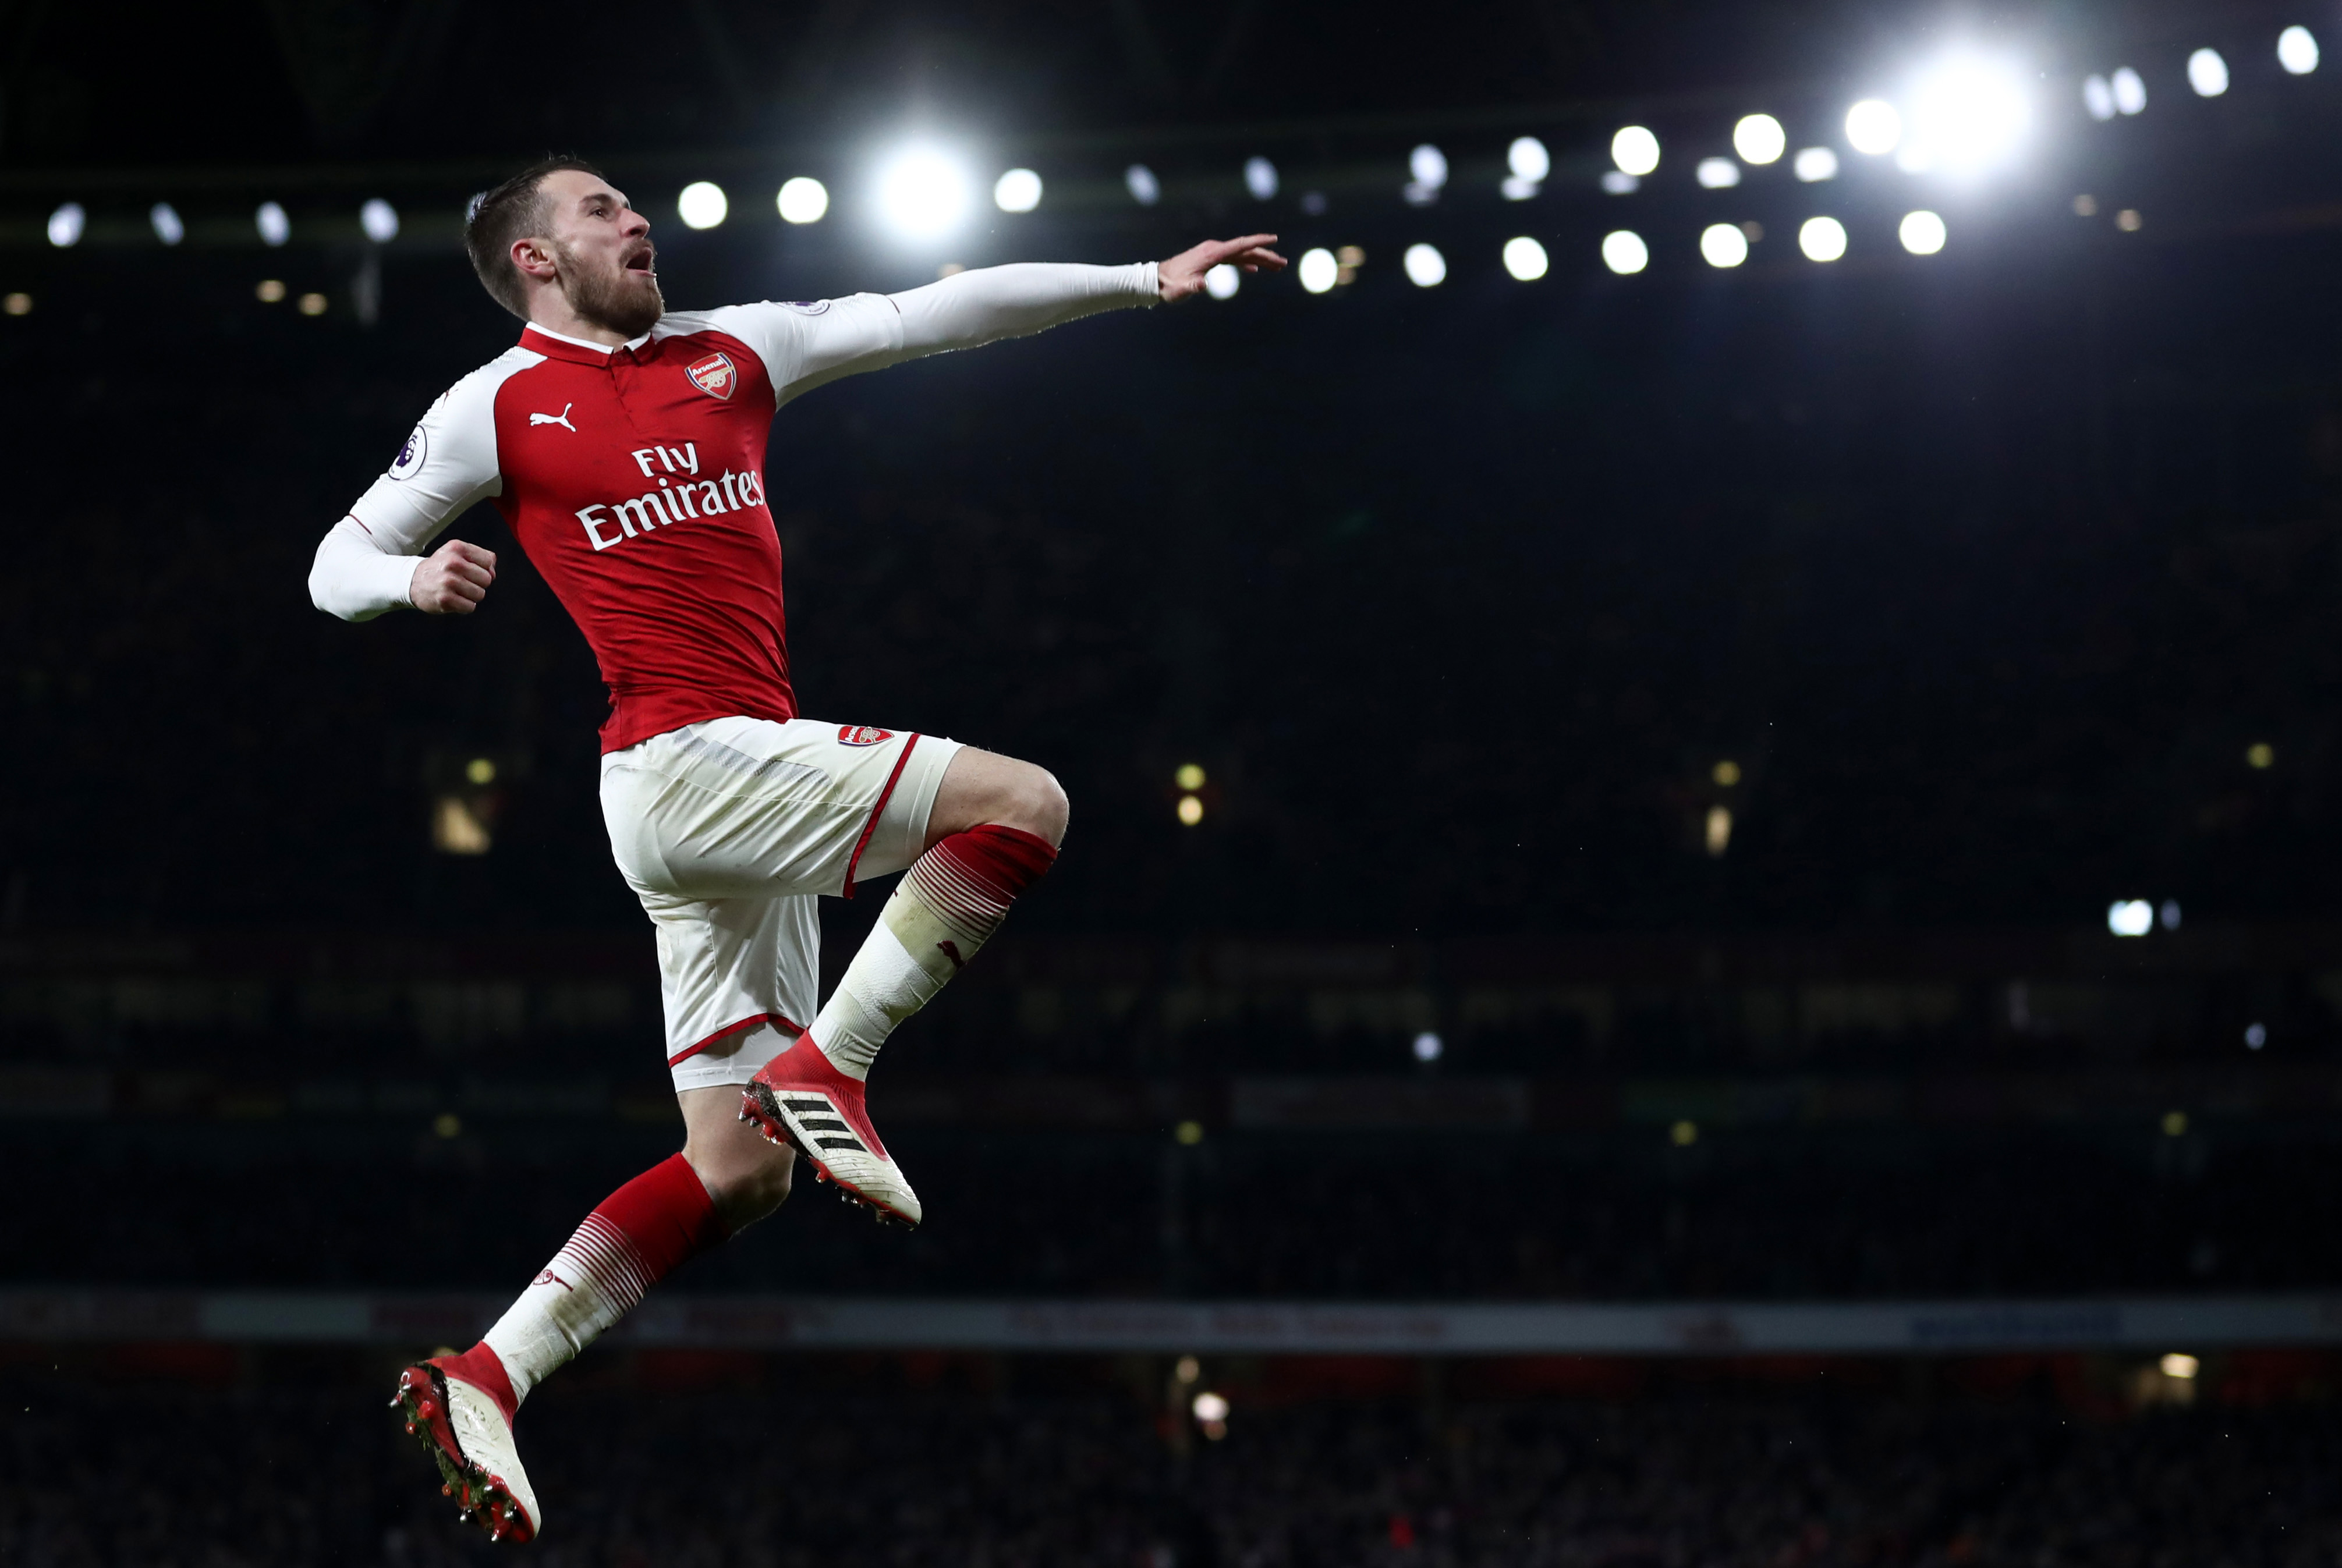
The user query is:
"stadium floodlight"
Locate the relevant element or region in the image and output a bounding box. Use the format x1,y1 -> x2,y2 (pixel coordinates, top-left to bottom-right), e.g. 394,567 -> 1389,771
1203,263 -> 1240,299
257,201 -> 290,247
1508,136 -> 1552,182
1502,236 -> 1549,281
1700,222 -> 1749,268
2188,48 -> 2230,95
1409,144 -> 1449,190
1733,114 -> 1787,164
360,198 -> 399,242
1611,125 -> 1661,176
1125,164 -> 1161,206
1297,247 -> 1338,294
1601,230 -> 1649,274
1244,156 -> 1279,199
874,147 -> 972,241
2160,1353 -> 2199,1379
1501,176 -> 1540,200
1794,147 -> 1840,182
2112,66 -> 2147,114
1845,98 -> 1901,154
1696,157 -> 1741,189
2279,26 -> 2320,75
1600,170 -> 1641,194
993,168 -> 1043,213
1412,1031 -> 1444,1062
2107,899 -> 2153,936
2246,1021 -> 2268,1049
150,202 -> 184,246
777,177 -> 829,224
1402,243 -> 1446,287
1908,55 -> 2031,175
1192,1390 -> 1230,1423
677,181 -> 728,230
1899,210 -> 1947,254
1798,216 -> 1848,261
47,202 -> 84,248
2159,899 -> 2182,931
2083,75 -> 2117,120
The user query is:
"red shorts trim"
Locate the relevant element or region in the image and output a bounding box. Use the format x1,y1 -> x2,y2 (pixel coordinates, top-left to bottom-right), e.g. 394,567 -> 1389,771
667,1010 -> 802,1067
841,733 -> 921,899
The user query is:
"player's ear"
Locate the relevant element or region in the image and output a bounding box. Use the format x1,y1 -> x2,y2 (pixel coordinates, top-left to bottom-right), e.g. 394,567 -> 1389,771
511,236 -> 559,283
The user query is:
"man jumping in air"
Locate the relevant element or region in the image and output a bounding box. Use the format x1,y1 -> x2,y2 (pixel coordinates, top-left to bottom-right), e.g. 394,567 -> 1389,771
309,156 -> 1283,1544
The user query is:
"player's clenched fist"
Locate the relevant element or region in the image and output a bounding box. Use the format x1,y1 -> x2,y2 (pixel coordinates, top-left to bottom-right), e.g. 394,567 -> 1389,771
411,539 -> 498,614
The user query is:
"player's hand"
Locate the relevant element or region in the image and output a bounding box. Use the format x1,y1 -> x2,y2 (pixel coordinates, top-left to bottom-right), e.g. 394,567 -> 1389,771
1158,235 -> 1287,302
410,539 -> 498,615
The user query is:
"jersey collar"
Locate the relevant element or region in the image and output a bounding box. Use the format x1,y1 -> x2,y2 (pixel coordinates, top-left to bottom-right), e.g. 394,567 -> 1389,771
520,321 -> 655,364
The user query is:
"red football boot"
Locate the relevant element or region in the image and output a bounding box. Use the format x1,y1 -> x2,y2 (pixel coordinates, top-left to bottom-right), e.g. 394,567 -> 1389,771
739,1032 -> 923,1228
389,1354 -> 540,1544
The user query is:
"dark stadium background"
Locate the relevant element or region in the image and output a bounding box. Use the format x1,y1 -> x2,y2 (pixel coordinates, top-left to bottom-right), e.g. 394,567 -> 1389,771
8,2 -> 2342,1563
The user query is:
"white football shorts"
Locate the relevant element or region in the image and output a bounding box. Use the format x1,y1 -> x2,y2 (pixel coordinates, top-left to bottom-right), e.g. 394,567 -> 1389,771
598,715 -> 963,1092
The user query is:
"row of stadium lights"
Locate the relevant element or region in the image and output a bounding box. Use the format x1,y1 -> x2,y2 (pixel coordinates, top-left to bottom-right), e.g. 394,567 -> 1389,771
18,27 -> 2321,296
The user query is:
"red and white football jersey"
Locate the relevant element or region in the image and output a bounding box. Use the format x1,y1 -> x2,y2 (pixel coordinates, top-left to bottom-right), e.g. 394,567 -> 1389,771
342,298 -> 902,752
323,265 -> 1160,751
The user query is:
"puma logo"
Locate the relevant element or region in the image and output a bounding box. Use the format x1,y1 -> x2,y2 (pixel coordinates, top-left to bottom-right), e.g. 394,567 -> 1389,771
529,403 -> 576,431
937,939 -> 965,971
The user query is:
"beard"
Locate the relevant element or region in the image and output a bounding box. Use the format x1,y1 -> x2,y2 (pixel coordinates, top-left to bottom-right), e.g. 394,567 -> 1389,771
554,239 -> 664,338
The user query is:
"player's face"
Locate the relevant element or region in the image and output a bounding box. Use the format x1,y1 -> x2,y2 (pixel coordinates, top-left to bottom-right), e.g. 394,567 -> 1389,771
540,170 -> 662,338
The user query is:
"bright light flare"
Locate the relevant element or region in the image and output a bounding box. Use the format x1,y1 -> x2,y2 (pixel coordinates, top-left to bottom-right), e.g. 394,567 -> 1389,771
1412,1031 -> 1444,1062
2084,75 -> 2116,121
1794,147 -> 1840,182
1244,156 -> 1279,199
2160,1353 -> 2199,1380
1409,144 -> 1448,189
777,177 -> 829,224
1402,243 -> 1446,287
873,148 -> 972,240
2108,899 -> 2153,936
1908,56 -> 2031,173
1611,126 -> 1661,176
150,203 -> 184,246
2113,67 -> 2147,114
1700,223 -> 1748,268
1733,114 -> 1787,164
993,168 -> 1043,212
1899,210 -> 1947,254
1508,136 -> 1551,181
1502,236 -> 1549,281
678,181 -> 728,230
1696,157 -> 1741,189
1297,247 -> 1338,293
1845,99 -> 1902,154
1203,264 -> 1240,300
1798,217 -> 1848,261
2280,26 -> 2320,75
47,203 -> 84,248
360,198 -> 399,242
1125,164 -> 1161,206
257,201 -> 290,247
2188,48 -> 2230,96
1601,230 -> 1649,274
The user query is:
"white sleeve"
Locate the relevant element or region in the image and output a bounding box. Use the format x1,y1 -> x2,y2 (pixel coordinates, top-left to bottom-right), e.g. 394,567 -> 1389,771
309,357 -> 512,622
684,261 -> 1158,407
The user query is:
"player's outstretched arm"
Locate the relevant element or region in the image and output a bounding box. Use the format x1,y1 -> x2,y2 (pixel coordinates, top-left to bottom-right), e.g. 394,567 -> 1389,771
884,235 -> 1287,356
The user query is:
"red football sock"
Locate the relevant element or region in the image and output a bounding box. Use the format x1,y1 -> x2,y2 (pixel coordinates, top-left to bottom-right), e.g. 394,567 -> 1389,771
470,1154 -> 729,1414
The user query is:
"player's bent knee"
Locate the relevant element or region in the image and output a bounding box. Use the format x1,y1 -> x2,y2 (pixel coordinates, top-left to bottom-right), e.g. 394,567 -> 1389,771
684,1134 -> 795,1230
1019,765 -> 1070,846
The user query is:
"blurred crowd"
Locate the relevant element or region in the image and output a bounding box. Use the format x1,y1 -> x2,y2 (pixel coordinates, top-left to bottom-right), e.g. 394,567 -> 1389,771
8,1119 -> 2331,1300
5,227 -> 2342,943
1,1376 -> 2333,1566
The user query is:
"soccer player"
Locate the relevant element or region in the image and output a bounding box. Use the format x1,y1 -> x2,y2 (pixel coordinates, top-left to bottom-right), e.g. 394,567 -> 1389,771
308,157 -> 1282,1542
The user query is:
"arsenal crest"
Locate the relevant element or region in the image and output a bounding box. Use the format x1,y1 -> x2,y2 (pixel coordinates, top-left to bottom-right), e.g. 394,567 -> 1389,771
686,351 -> 737,400
837,725 -> 894,747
